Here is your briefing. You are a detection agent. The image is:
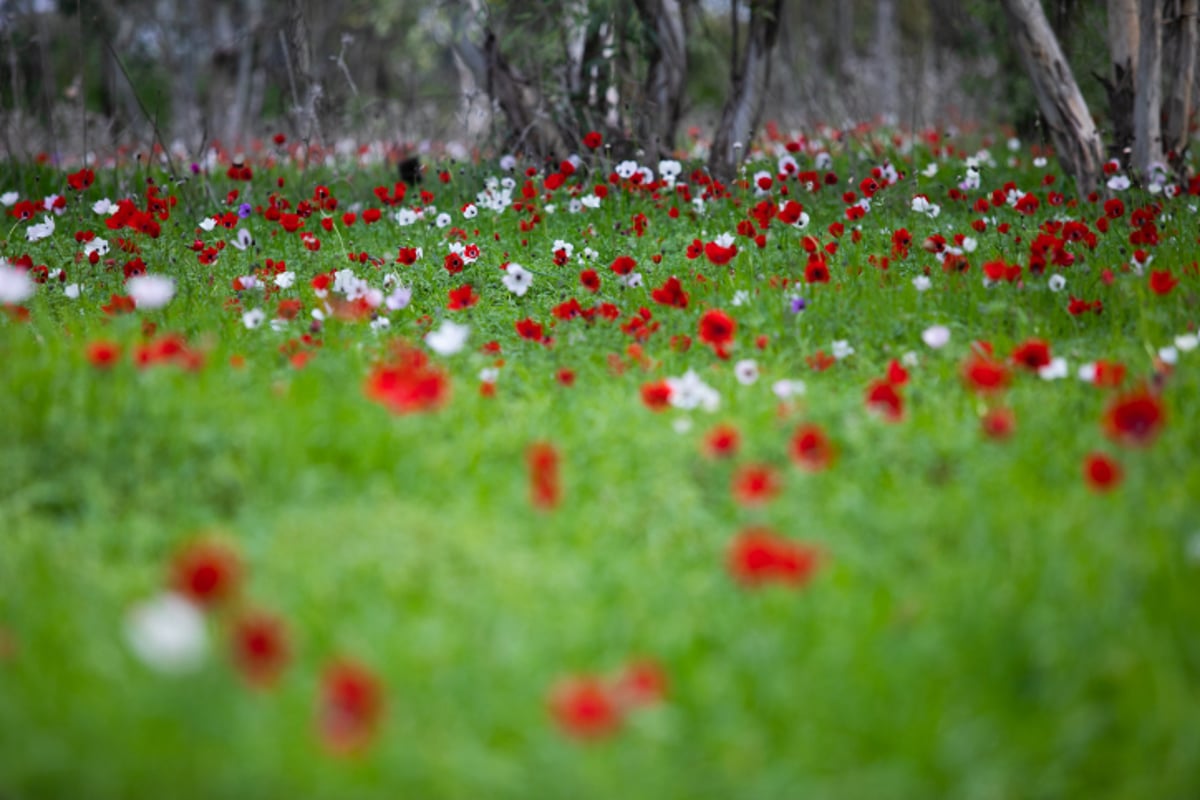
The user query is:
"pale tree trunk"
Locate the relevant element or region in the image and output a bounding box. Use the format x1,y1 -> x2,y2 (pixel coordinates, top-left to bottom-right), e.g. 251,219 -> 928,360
449,1 -> 571,162
228,0 -> 265,150
1000,0 -> 1105,195
285,0 -> 324,152
709,0 -> 785,185
837,0 -> 855,79
634,0 -> 688,158
1133,0 -> 1164,177
874,0 -> 899,121
1162,0 -> 1198,169
1104,0 -> 1139,164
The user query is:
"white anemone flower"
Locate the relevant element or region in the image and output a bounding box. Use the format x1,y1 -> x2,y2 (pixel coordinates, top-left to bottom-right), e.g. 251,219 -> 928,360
502,263 -> 533,297
124,593 -> 207,674
127,275 -> 176,310
426,320 -> 470,356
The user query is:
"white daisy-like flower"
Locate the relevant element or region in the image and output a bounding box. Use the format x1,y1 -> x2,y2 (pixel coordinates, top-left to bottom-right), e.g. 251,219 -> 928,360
581,194 -> 602,209
479,366 -> 499,384
1038,357 -> 1069,380
1077,362 -> 1097,383
911,196 -> 940,218
771,379 -> 807,400
229,227 -> 254,251
426,319 -> 470,356
832,340 -> 855,360
274,271 -> 296,289
64,283 -> 81,299
242,308 -> 266,329
618,272 -> 643,288
1108,174 -> 1131,191
666,369 -> 720,412
913,275 -> 932,292
385,284 -> 412,311
922,324 -> 951,349
435,212 -> 452,228
502,263 -> 533,297
395,208 -> 418,226
462,203 -> 477,219
83,237 -> 109,258
26,214 -> 55,242
659,159 -> 682,182
961,236 -> 977,253
126,275 -> 176,310
921,163 -> 939,178
0,263 -> 35,303
124,593 -> 207,674
615,160 -> 639,180
1048,274 -> 1066,292
901,351 -> 920,368
499,154 -> 517,171
734,359 -> 759,386
1158,346 -> 1179,365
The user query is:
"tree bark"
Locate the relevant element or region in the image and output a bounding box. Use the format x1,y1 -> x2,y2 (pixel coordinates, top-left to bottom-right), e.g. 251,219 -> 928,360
1104,0 -> 1140,165
1000,0 -> 1105,195
285,0 -> 324,151
634,0 -> 688,158
1132,0 -> 1164,177
708,0 -> 784,185
1162,0 -> 1198,170
874,0 -> 899,120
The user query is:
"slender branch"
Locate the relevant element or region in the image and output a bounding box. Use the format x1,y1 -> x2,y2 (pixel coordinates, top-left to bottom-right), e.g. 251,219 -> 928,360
103,40 -> 180,180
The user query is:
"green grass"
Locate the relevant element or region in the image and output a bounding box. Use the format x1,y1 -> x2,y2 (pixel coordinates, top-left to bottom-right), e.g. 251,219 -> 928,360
0,133 -> 1198,798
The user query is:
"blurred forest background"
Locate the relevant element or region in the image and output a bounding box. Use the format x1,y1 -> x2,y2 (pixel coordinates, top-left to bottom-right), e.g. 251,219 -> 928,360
0,0 -> 1187,176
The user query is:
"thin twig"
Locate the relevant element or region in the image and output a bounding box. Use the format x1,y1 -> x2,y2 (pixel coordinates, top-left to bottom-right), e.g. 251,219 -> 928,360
103,39 -> 180,180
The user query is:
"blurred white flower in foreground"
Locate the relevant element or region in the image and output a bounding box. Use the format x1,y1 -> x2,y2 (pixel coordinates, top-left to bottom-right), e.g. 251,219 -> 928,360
125,593 -> 207,674
426,320 -> 470,356
922,325 -> 951,349
127,275 -> 176,310
0,263 -> 34,303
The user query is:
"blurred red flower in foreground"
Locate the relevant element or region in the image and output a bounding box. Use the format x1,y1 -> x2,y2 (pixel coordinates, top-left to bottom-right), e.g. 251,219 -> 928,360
365,344 -> 450,415
698,308 -> 736,356
549,659 -> 667,740
790,423 -> 835,471
319,659 -> 384,754
171,539 -> 241,607
1103,386 -> 1165,447
1083,452 -> 1123,492
728,527 -> 821,588
732,463 -> 782,506
230,611 -> 290,688
528,441 -> 562,510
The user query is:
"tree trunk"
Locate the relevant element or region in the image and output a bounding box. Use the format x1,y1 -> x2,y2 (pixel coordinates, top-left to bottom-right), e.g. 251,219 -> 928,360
709,0 -> 785,185
285,0 -> 324,151
1163,0 -> 1198,170
1132,0 -> 1164,177
634,0 -> 688,158
1000,0 -> 1105,195
1104,0 -> 1140,165
874,0 -> 899,120
837,0 -> 855,78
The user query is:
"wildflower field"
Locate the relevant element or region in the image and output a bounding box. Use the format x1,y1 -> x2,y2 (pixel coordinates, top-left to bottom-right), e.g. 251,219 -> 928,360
1,128 -> 1198,799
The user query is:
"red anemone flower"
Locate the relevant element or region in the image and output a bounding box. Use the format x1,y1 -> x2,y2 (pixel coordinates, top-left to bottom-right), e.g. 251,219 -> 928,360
698,309 -> 736,354
171,539 -> 241,607
549,676 -> 622,739
1103,385 -> 1165,447
318,659 -> 384,754
1083,452 -> 1123,491
790,423 -> 835,471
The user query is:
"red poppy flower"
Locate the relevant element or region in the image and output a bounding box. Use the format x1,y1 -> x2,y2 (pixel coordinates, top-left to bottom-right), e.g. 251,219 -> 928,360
86,340 -> 122,368
804,257 -> 831,284
790,423 -> 834,471
528,441 -> 561,510
641,380 -> 671,411
447,284 -> 479,311
515,317 -> 544,342
1011,339 -> 1052,371
1103,386 -> 1165,447
230,611 -> 290,688
702,424 -> 741,459
613,660 -> 667,708
650,276 -> 689,309
319,659 -> 384,754
704,239 -> 738,265
1149,270 -> 1178,295
444,252 -> 465,274
365,345 -> 450,415
962,354 -> 1010,393
171,539 -> 241,607
611,255 -> 637,275
732,463 -> 782,506
579,269 -> 600,292
727,527 -> 820,588
549,676 -> 621,739
981,407 -> 1016,440
1083,452 -> 1123,491
865,379 -> 904,421
698,309 -> 736,353
583,131 -> 603,149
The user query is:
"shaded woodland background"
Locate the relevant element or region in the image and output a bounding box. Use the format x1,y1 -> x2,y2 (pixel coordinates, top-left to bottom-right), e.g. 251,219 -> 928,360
0,0 -> 1194,190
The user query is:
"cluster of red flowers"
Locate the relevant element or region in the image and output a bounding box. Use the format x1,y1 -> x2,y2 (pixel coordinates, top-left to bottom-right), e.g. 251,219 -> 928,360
364,344 -> 451,415
548,659 -> 667,740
